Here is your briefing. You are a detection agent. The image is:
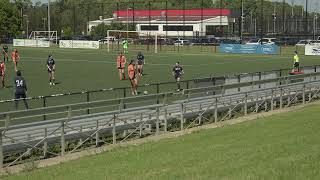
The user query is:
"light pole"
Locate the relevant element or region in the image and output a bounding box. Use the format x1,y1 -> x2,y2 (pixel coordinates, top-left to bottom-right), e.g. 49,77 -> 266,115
48,0 -> 51,42
127,7 -> 132,39
42,18 -> 47,31
272,2 -> 276,35
27,20 -> 29,38
240,0 -> 244,43
23,15 -> 29,38
305,0 -> 308,33
314,13 -> 318,39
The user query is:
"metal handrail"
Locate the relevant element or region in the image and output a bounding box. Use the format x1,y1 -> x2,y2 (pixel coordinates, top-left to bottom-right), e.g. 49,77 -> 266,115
2,75 -> 320,127
1,71 -> 320,120
0,64 -> 318,104
0,93 -> 170,119
184,71 -> 320,94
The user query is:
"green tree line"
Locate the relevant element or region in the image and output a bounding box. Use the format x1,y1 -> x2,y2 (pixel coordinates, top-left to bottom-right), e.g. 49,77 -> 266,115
1,0 -> 315,40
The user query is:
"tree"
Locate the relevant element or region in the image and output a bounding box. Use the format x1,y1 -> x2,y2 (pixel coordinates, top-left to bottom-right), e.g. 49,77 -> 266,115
0,0 -> 22,42
90,22 -> 135,37
62,26 -> 73,36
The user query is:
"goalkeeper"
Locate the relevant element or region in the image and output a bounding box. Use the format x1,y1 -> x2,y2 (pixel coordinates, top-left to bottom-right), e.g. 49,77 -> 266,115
292,51 -> 300,72
122,39 -> 129,53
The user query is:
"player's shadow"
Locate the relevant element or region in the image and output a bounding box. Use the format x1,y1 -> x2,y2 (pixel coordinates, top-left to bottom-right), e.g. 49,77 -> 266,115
4,85 -> 13,89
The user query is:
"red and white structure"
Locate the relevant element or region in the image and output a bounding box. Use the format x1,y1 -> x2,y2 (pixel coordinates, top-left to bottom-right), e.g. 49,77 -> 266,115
89,8 -> 233,37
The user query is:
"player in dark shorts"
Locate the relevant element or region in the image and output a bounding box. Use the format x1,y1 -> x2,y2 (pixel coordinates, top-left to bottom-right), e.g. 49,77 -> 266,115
293,51 -> 300,72
14,70 -> 29,109
136,52 -> 145,77
2,45 -> 9,62
172,62 -> 184,92
0,60 -> 5,88
117,52 -> 127,80
47,54 -> 56,85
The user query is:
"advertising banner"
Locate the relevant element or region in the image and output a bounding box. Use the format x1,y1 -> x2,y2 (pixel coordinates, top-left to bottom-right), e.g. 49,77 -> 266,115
305,44 -> 320,56
219,44 -> 279,55
59,40 -> 100,49
13,39 -> 50,47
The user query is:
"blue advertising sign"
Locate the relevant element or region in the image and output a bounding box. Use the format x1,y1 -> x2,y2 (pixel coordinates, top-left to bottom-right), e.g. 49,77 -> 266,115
219,44 -> 279,55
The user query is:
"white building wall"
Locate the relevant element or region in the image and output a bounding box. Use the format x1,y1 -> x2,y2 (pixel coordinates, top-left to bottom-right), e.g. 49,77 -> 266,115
88,16 -> 229,37
136,16 -> 229,37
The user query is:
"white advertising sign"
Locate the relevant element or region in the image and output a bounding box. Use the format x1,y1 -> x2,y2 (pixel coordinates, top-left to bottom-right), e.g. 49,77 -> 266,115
59,40 -> 99,49
13,39 -> 50,47
305,44 -> 320,56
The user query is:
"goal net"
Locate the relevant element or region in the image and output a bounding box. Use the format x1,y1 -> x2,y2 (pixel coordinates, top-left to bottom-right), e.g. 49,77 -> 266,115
29,31 -> 58,44
107,30 -> 159,53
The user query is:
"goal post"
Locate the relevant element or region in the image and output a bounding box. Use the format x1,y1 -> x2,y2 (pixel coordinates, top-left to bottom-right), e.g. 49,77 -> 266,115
107,30 -> 158,53
29,31 -> 58,44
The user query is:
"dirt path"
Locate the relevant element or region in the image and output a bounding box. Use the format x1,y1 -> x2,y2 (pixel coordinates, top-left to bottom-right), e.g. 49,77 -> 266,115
1,101 -> 319,176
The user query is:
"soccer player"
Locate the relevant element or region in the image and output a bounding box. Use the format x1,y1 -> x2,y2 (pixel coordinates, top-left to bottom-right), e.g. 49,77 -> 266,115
47,54 -> 56,85
0,60 -> 5,88
172,62 -> 184,92
128,60 -> 138,95
14,70 -> 29,110
11,49 -> 20,71
122,39 -> 129,53
2,45 -> 9,62
293,51 -> 300,72
117,52 -> 126,80
136,51 -> 145,77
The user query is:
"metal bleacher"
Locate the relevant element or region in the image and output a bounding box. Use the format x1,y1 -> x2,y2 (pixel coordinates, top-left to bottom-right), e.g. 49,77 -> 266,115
1,68 -> 320,168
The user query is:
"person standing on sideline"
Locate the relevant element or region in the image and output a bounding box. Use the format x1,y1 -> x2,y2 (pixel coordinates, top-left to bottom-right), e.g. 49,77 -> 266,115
136,51 -> 145,77
0,60 -> 5,88
117,52 -> 127,80
172,62 -> 184,92
122,39 -> 129,53
11,49 -> 20,71
292,51 -> 300,72
47,54 -> 56,85
14,70 -> 29,109
2,45 -> 9,62
128,60 -> 138,95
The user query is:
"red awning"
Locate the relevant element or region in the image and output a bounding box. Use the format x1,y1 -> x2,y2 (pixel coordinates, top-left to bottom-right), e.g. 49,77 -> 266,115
115,9 -> 231,17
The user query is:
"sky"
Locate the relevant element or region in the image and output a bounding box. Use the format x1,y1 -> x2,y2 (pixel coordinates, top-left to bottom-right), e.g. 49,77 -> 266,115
32,0 -> 320,11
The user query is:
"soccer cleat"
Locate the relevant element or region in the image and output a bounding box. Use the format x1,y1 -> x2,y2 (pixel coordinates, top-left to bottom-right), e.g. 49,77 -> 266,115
52,83 -> 55,86
49,82 -> 52,85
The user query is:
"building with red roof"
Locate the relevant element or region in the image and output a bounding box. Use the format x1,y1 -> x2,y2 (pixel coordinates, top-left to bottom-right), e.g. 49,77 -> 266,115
89,8 -> 233,37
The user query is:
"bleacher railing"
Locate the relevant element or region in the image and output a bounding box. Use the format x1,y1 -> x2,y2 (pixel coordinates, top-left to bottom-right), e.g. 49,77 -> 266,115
1,65 -> 319,114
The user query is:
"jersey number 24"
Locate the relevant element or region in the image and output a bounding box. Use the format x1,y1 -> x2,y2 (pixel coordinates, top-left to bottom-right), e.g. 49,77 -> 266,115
16,80 -> 23,87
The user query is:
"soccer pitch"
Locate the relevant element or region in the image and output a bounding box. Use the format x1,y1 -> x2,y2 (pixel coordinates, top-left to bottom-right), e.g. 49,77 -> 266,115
0,46 -> 319,102
2,103 -> 320,180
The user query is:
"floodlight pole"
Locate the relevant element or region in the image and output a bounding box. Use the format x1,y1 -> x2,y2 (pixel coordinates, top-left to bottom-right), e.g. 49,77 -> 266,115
107,30 -> 110,52
23,15 -> 29,38
48,0 -> 51,42
127,8 -> 132,39
240,0 -> 244,43
273,2 -> 276,35
314,13 -> 317,39
305,0 -> 308,33
260,0 -> 264,39
27,20 -> 29,38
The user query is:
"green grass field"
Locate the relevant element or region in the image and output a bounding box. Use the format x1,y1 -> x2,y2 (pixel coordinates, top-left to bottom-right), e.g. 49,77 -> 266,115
2,103 -> 320,180
0,45 -> 319,109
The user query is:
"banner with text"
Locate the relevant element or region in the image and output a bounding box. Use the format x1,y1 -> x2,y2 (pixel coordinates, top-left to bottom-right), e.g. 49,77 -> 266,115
219,44 -> 279,55
59,40 -> 100,49
305,44 -> 320,56
13,39 -> 50,48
